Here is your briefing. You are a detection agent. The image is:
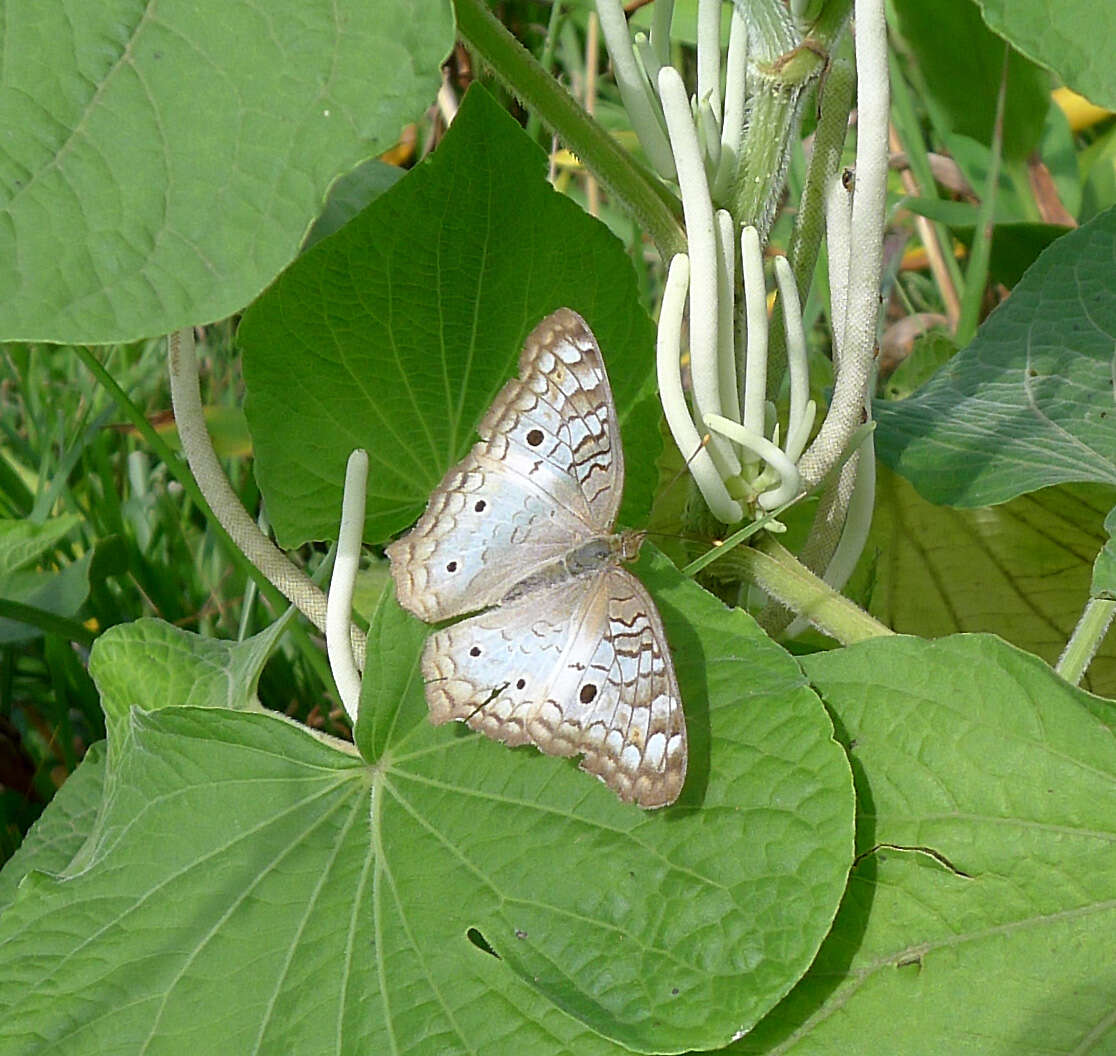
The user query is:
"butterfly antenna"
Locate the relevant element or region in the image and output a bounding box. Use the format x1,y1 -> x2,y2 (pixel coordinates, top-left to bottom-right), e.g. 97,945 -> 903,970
645,433 -> 721,539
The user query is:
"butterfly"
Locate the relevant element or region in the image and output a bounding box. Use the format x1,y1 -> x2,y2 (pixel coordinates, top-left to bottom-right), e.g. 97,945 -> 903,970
386,308 -> 686,808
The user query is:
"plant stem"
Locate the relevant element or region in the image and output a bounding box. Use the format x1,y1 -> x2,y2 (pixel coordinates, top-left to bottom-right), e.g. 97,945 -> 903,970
955,42 -> 1008,345
1056,598 -> 1116,687
728,535 -> 891,643
727,0 -> 849,237
77,341 -> 344,686
454,0 -> 686,261
767,53 -> 854,383
798,0 -> 888,490
164,331 -> 366,676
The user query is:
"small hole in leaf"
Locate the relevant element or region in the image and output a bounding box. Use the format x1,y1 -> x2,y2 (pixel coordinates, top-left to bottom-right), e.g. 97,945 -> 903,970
467,928 -> 500,959
526,428 -> 544,446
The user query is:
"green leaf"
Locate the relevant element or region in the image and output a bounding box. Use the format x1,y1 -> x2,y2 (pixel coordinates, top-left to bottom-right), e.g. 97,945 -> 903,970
301,160 -> 406,251
0,555 -> 93,644
0,744 -> 105,916
358,548 -> 854,1051
0,517 -> 92,643
1081,123 -> 1116,224
852,468 -> 1116,697
88,615 -> 293,736
0,708 -> 380,1055
239,85 -> 662,549
0,555 -> 855,1054
734,634 -> 1116,1055
1093,507 -> 1116,598
891,0 -> 1051,162
975,0 -> 1116,110
875,207 -> 1116,507
0,516 -> 81,576
0,0 -> 454,343
881,331 -> 957,401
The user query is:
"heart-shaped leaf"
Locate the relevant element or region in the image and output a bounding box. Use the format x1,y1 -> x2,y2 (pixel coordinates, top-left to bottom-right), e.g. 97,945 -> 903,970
0,0 -> 453,342
0,557 -> 854,1054
733,634 -> 1116,1055
237,86 -> 662,548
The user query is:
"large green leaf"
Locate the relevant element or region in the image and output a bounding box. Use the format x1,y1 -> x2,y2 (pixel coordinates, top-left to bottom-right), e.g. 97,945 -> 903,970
891,0 -> 1050,162
0,744 -> 105,916
0,556 -> 854,1054
976,0 -> 1116,110
734,634 -> 1116,1055
853,469 -> 1116,696
239,86 -> 663,549
90,615 -> 292,735
875,207 -> 1116,507
357,554 -> 854,1051
0,0 -> 453,343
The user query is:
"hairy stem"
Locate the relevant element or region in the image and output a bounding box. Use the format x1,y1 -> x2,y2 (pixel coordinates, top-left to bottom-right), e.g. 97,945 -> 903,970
166,329 -> 367,667
454,0 -> 686,260
1056,598 -> 1116,687
725,535 -> 891,643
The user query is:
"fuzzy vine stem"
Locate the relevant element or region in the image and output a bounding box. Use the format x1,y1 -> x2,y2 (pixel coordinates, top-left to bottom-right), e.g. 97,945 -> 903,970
453,0 -> 686,261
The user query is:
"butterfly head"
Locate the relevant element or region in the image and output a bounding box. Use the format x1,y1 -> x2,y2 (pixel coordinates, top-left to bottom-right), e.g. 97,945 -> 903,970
617,529 -> 646,563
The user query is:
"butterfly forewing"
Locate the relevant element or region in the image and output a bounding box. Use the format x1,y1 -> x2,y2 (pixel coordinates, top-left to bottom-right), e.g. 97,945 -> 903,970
387,309 -> 622,622
484,307 -> 624,530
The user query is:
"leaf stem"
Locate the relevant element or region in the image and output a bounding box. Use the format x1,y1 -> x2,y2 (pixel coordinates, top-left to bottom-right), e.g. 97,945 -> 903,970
1056,598 -> 1116,687
767,53 -> 854,382
454,0 -> 686,260
734,535 -> 892,643
165,330 -> 367,668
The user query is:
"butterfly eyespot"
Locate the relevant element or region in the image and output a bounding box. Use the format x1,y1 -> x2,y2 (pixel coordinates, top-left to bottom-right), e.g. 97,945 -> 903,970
446,561 -> 458,572
516,678 -> 526,689
525,428 -> 544,446
579,684 -> 597,704
474,500 -> 487,512
470,646 -> 482,657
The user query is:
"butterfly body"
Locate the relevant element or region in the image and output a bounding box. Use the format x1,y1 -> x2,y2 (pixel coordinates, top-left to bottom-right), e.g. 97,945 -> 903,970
387,310 -> 686,808
500,531 -> 638,602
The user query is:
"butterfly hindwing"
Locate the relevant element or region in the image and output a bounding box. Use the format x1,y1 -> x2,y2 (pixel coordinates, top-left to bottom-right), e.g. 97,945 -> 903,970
421,567 -> 686,809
